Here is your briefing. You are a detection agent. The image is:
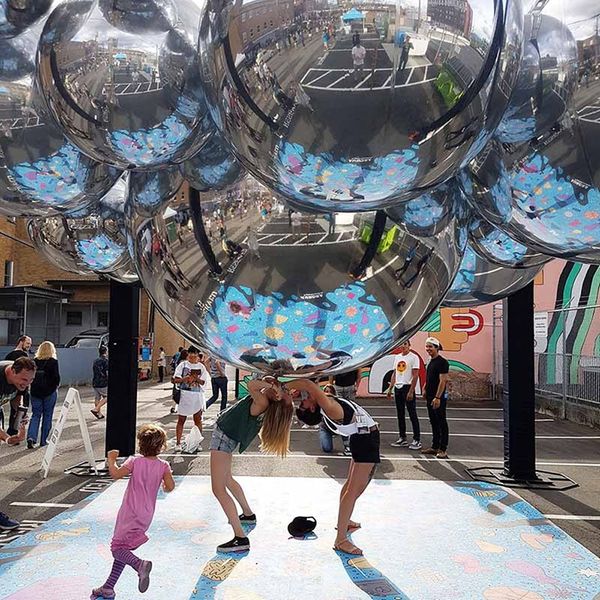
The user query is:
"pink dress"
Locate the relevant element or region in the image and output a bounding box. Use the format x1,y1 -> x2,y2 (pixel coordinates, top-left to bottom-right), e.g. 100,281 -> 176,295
111,455 -> 171,551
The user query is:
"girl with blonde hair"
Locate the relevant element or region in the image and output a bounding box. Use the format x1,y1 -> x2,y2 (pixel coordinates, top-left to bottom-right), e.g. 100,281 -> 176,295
27,341 -> 60,449
209,374 -> 294,553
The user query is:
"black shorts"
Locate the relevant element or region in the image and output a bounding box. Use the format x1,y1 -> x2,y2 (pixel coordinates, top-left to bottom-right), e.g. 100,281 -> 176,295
349,429 -> 380,463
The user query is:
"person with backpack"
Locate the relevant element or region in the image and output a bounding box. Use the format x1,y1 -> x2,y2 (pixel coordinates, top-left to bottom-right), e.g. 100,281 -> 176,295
26,341 -> 60,449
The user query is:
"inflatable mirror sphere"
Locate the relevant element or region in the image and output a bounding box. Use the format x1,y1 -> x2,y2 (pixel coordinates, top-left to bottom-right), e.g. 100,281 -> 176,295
463,122 -> 600,260
27,176 -> 131,276
442,242 -> 542,308
182,131 -> 245,192
198,0 -> 523,212
36,0 -> 216,170
0,23 -> 122,217
127,167 -> 184,218
127,180 -> 464,375
0,0 -> 52,38
468,217 -> 549,269
496,13 -> 577,144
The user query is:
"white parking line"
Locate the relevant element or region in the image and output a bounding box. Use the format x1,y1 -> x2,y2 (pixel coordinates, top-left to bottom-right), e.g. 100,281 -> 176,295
10,501 -> 74,508
545,515 -> 600,521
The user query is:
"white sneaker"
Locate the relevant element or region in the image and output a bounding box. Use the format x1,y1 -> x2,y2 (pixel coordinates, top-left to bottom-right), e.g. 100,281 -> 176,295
174,444 -> 182,452
390,438 -> 408,447
409,440 -> 422,450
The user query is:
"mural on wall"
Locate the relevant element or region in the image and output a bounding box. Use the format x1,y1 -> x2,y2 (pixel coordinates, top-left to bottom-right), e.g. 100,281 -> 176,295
236,260 -> 600,396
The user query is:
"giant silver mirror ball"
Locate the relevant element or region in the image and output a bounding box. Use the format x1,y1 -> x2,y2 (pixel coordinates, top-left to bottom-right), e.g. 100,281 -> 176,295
495,13 -> 578,144
199,0 -> 523,212
0,22 -> 123,217
442,241 -> 542,307
463,94 -> 600,261
36,0 -> 217,170
127,179 -> 464,375
27,175 -> 132,276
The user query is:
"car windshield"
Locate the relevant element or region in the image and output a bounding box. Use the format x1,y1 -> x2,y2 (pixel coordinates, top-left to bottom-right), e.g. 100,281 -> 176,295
68,337 -> 100,348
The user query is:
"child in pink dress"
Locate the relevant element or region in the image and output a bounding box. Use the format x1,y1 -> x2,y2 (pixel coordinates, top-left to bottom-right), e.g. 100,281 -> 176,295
91,424 -> 175,599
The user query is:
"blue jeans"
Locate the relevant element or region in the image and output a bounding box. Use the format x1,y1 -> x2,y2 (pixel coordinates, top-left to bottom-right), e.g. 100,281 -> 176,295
27,391 -> 58,446
319,422 -> 349,453
206,377 -> 228,411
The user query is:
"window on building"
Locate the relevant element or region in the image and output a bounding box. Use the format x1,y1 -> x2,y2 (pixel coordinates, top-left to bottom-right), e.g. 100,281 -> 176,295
3,260 -> 13,287
66,310 -> 82,326
97,311 -> 109,327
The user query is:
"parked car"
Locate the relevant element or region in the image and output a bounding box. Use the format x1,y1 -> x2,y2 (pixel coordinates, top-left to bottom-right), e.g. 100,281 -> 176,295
65,329 -> 109,349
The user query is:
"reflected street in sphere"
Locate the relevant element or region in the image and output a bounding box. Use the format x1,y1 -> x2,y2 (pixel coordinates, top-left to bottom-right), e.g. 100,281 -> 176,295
37,0 -> 216,170
199,0 -> 523,211
128,178 -> 464,375
442,242 -> 542,307
496,13 -> 578,144
27,175 -> 132,276
0,22 -> 122,217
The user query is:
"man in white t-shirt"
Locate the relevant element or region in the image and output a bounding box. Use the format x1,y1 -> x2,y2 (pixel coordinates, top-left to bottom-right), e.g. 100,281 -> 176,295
386,340 -> 421,449
351,42 -> 366,82
173,346 -> 209,451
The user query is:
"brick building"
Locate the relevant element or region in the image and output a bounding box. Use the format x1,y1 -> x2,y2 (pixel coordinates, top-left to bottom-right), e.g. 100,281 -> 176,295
0,216 -> 187,375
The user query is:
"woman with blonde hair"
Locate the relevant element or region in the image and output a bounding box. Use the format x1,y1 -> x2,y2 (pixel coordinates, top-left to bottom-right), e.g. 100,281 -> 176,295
27,341 -> 60,449
209,373 -> 294,553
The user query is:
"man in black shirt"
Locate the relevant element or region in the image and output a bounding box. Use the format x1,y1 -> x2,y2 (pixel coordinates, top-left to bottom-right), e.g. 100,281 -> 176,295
4,335 -> 32,433
421,337 -> 450,459
0,357 -> 36,531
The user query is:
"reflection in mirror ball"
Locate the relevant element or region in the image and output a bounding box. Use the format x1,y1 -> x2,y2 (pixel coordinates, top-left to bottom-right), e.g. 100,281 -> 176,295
199,0 -> 523,212
37,0 -> 216,170
442,242 -> 542,308
127,179 -> 464,375
0,0 -> 53,39
0,18 -> 123,217
27,176 -> 132,277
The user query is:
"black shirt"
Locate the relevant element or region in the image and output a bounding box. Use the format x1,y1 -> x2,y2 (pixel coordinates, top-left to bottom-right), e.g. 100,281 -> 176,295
334,370 -> 358,387
93,356 -> 109,388
31,358 -> 60,398
425,355 -> 449,400
5,349 -> 27,361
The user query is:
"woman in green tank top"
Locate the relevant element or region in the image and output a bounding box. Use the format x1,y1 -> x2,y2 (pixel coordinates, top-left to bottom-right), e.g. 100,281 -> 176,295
209,376 -> 294,554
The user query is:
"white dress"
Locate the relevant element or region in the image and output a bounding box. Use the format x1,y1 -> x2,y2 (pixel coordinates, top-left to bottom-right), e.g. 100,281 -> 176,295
174,360 -> 208,416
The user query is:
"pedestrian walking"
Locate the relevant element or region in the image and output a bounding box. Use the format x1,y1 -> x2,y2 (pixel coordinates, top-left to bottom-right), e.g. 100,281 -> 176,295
421,337 -> 449,459
91,424 -> 175,599
5,335 -> 32,433
351,42 -> 367,83
91,346 -> 109,420
206,356 -> 228,413
157,347 -> 166,383
386,340 -> 421,450
27,341 -> 60,449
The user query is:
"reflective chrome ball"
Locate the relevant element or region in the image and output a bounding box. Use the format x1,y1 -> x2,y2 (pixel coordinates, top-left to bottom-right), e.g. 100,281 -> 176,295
182,131 -> 244,191
127,180 -> 464,375
464,123 -> 600,259
442,242 -> 542,307
27,176 -> 132,276
0,25 -> 122,217
496,13 -> 578,143
37,0 -> 215,170
0,0 -> 52,39
199,0 -> 523,211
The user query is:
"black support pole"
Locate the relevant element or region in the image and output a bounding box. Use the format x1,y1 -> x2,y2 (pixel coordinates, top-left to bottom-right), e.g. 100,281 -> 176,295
105,280 -> 140,457
502,281 -> 537,480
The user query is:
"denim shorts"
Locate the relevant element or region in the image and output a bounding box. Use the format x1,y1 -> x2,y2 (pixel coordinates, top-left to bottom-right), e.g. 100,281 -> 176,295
209,425 -> 239,453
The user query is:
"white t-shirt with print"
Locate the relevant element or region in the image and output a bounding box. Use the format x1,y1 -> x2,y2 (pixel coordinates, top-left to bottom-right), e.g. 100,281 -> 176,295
392,352 -> 419,387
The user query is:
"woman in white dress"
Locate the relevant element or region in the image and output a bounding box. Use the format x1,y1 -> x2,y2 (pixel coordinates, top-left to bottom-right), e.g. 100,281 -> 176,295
172,346 -> 209,451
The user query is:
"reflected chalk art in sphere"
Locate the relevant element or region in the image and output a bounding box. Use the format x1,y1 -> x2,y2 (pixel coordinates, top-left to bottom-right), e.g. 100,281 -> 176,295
28,176 -> 132,277
199,0 -> 523,211
127,178 -> 464,375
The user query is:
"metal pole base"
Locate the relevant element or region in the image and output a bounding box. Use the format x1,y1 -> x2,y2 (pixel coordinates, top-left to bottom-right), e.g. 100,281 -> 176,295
466,466 -> 578,491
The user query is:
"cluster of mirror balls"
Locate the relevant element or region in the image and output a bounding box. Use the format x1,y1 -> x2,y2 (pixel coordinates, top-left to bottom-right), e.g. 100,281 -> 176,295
1,0 -> 597,375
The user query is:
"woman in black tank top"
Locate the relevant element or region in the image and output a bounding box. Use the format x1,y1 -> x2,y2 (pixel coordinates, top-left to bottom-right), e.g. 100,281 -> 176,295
283,378 -> 379,556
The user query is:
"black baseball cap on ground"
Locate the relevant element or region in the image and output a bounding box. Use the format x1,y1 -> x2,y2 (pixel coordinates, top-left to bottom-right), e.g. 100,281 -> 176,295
287,516 -> 317,538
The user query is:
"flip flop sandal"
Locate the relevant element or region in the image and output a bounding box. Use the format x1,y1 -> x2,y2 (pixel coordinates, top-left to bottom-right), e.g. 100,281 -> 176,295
90,410 -> 101,419
333,540 -> 363,555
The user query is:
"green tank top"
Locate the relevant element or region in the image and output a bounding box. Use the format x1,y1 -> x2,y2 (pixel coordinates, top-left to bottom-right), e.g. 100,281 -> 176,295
217,395 -> 263,453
